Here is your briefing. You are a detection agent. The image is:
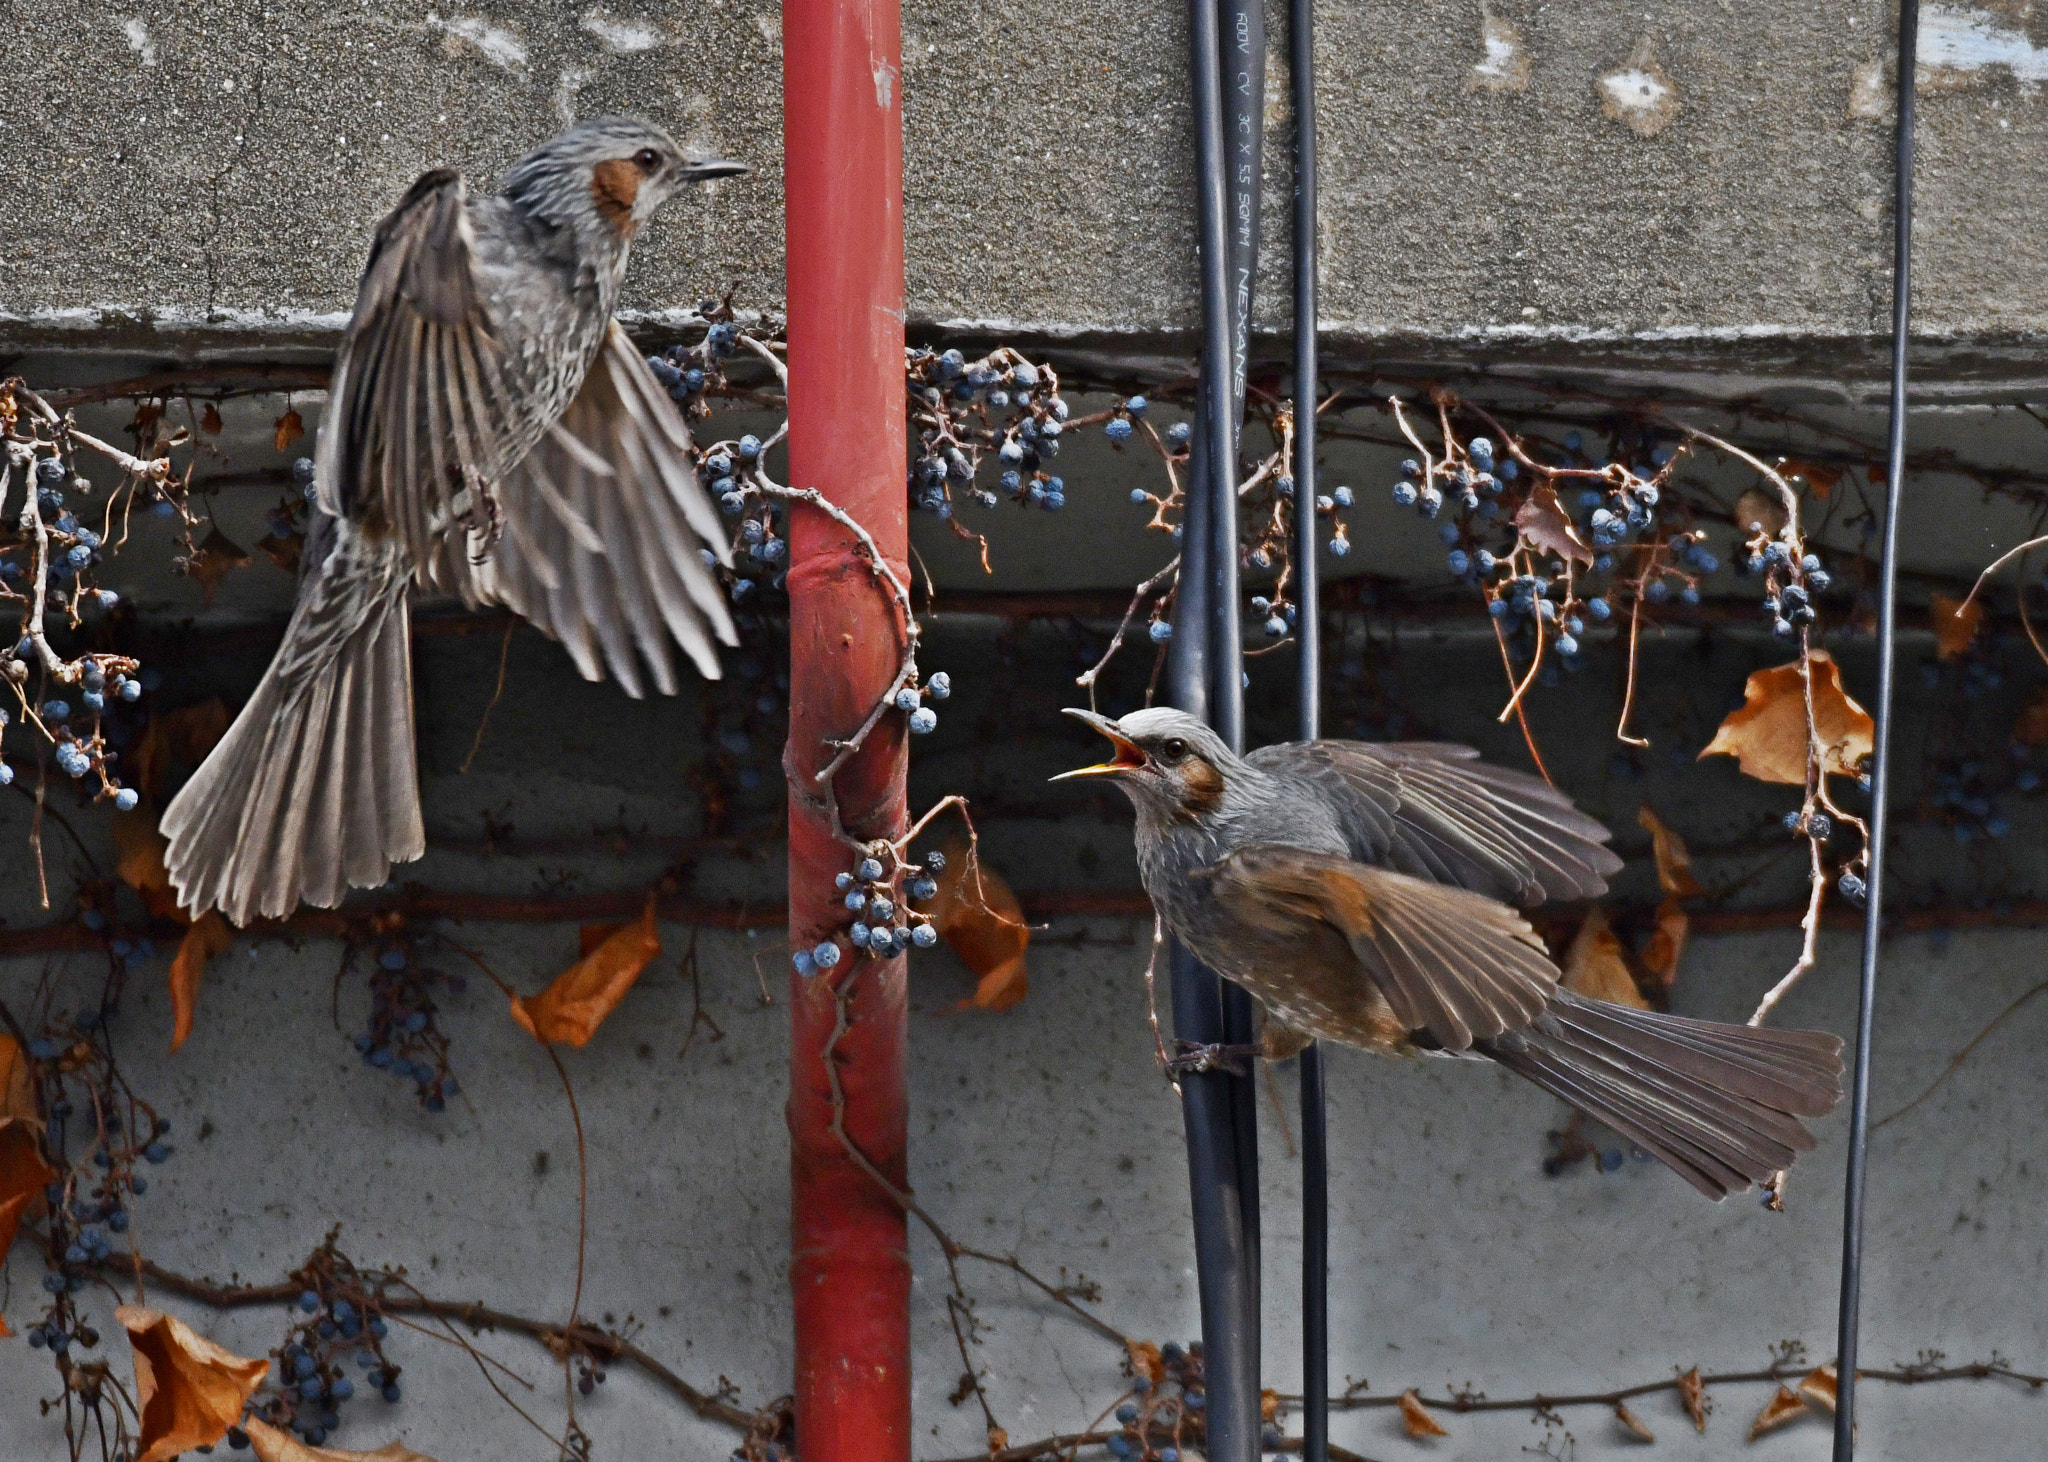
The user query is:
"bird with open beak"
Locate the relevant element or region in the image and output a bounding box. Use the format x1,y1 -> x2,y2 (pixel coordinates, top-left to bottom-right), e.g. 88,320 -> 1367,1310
1057,706 -> 1844,1201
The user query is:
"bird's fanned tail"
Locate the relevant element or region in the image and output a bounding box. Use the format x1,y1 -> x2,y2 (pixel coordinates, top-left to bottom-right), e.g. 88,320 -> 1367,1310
1477,990 -> 1845,1200
162,533 -> 423,926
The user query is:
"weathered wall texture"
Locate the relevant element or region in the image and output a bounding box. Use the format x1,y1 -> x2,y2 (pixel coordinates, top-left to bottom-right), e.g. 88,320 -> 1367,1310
6,2 -> 2048,376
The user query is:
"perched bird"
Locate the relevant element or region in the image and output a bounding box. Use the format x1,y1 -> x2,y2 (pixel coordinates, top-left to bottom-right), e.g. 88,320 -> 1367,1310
1058,707 -> 1844,1200
163,118 -> 747,925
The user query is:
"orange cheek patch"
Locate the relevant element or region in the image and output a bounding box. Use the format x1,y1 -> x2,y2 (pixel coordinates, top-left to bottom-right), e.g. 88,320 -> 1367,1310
590,159 -> 641,233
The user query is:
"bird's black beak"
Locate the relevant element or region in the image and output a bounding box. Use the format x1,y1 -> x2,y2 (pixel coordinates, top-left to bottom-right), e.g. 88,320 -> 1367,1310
1053,708 -> 1147,780
682,158 -> 749,182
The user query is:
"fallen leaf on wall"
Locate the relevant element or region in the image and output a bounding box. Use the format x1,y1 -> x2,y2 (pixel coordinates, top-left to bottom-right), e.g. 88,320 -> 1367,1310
1561,907 -> 1648,1010
257,531 -> 304,575
244,1417 -> 436,1462
1929,593 -> 1982,661
0,1037 -> 37,1124
0,1117 -> 59,1268
1637,898 -> 1690,991
170,913 -> 236,1053
117,1305 -> 270,1462
1678,1366 -> 1709,1433
274,408 -> 304,453
184,528 -> 252,606
1699,651 -> 1872,785
1747,1384 -> 1810,1440
509,895 -> 660,1047
927,835 -> 1030,1013
200,404 -> 224,435
1513,483 -> 1593,567
1400,1388 -> 1449,1439
1637,804 -> 1704,896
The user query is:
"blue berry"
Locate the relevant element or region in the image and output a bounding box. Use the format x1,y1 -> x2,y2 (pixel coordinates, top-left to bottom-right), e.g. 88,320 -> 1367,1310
1391,482 -> 1418,507
909,707 -> 938,735
893,687 -> 919,712
1105,418 -> 1133,443
113,787 -> 139,812
858,857 -> 885,881
1839,872 -> 1867,905
849,923 -> 871,947
42,699 -> 69,722
1446,549 -> 1470,575
1329,536 -> 1349,556
911,924 -> 938,948
927,671 -> 951,699
1417,485 -> 1443,517
1148,620 -> 1173,643
1115,1402 -> 1140,1424
834,872 -> 853,890
844,890 -> 867,911
1555,633 -> 1579,657
299,1290 -> 321,1314
812,942 -> 842,970
1644,580 -> 1671,604
1332,485 -> 1354,508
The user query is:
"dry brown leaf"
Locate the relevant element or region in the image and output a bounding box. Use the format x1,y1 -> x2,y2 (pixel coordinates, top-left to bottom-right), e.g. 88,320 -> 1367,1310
0,1037 -> 37,1124
927,834 -> 1031,1013
1513,483 -> 1593,567
1733,486 -> 1789,538
1637,804 -> 1705,897
256,531 -> 304,575
2016,689 -> 2048,747
113,812 -> 191,924
1638,897 -> 1689,991
1797,1364 -> 1838,1413
185,527 -> 252,605
274,408 -> 305,453
1399,1389 -> 1449,1439
0,1118 -> 58,1264
509,894 -> 660,1047
1747,1384 -> 1811,1440
199,403 -> 224,435
1699,651 -> 1873,785
118,1305 -> 270,1462
1614,1400 -> 1655,1442
1561,907 -> 1648,1009
131,698 -> 232,804
1781,459 -> 1841,500
1260,1387 -> 1280,1422
244,1417 -> 437,1462
1678,1366 -> 1709,1433
169,913 -> 236,1053
1929,592 -> 1983,661
1126,1340 -> 1165,1385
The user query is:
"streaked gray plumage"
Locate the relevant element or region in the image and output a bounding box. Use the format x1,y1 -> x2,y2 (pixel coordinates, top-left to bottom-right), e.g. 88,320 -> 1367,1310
164,118 -> 745,925
1060,706 -> 1843,1200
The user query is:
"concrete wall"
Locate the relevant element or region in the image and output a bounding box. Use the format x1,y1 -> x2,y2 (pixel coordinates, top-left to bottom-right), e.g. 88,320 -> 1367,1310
0,624 -> 2043,1460
9,1 -> 2048,381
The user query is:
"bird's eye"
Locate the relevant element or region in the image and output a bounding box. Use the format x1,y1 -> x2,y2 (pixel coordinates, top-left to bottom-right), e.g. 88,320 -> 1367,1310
1159,738 -> 1188,763
632,147 -> 663,172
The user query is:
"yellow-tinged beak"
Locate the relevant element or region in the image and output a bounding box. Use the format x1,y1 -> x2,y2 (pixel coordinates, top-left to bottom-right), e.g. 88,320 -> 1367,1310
1053,708 -> 1147,780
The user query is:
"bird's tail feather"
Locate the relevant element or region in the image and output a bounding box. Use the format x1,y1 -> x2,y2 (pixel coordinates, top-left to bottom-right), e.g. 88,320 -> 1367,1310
1478,990 -> 1844,1200
162,570 -> 422,926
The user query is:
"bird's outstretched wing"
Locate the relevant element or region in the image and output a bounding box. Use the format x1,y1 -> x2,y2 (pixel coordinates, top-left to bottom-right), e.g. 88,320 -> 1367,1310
1245,739 -> 1621,904
320,169 -> 526,594
470,324 -> 737,696
1196,844 -> 1559,1052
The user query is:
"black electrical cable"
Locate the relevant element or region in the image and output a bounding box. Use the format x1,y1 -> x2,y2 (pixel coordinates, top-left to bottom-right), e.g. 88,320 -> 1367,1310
1288,0 -> 1325,1455
1173,0 -> 1257,1455
1833,3 -> 1915,1458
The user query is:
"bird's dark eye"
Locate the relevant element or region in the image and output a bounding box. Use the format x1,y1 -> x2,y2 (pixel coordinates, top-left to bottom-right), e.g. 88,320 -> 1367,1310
1159,738 -> 1188,763
632,147 -> 663,172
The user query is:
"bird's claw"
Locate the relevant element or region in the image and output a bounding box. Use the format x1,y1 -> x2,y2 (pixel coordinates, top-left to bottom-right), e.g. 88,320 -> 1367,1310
1163,1040 -> 1263,1077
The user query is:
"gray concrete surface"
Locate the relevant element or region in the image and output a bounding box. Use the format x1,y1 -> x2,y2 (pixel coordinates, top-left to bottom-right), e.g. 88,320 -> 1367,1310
0,624 -> 2042,1460
7,1 -> 2048,381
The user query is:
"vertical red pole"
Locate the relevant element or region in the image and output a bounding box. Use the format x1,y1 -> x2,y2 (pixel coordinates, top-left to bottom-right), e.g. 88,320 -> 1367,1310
784,0 -> 911,1457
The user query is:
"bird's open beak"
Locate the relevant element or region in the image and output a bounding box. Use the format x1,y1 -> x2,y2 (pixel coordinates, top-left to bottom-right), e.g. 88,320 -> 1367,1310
683,158 -> 749,182
1052,708 -> 1147,780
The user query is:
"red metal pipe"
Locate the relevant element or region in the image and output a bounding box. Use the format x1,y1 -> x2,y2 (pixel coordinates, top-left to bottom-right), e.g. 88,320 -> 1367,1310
784,0 -> 912,1457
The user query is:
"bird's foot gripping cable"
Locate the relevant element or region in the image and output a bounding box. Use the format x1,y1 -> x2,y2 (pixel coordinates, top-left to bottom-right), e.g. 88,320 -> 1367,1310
1164,1040 -> 1264,1077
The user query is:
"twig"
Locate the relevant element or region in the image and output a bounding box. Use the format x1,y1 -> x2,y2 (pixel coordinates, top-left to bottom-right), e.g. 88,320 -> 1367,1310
1872,979 -> 2048,1131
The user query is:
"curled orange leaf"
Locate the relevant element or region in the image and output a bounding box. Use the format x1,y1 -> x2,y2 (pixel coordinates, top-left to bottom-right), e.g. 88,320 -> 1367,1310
0,1118 -> 59,1288
1513,483 -> 1593,567
510,895 -> 660,1047
117,1305 -> 270,1462
1678,1366 -> 1709,1433
1614,1400 -> 1655,1442
1400,1388 -> 1449,1438
1699,651 -> 1872,785
1797,1364 -> 1838,1413
114,812 -> 191,925
1747,1384 -> 1811,1440
273,408 -> 304,453
0,1037 -> 37,1124
927,835 -> 1030,1012
1638,897 -> 1690,992
170,913 -> 236,1053
1561,907 -> 1648,1010
1929,592 -> 1982,661
244,1416 -> 437,1462
1637,804 -> 1704,897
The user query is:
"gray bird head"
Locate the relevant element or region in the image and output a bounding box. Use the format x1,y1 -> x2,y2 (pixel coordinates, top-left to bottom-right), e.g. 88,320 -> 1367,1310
1054,707 -> 1243,822
501,116 -> 745,243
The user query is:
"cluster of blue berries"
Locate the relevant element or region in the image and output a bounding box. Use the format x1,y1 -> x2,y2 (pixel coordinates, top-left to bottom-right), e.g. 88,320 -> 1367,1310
895,668 -> 950,737
645,299 -> 760,416
350,940 -> 461,1112
906,349 -> 1070,519
1100,1341 -> 1207,1460
1751,543 -> 1829,641
5,455 -> 124,619
792,850 -> 945,976
237,1267 -> 401,1449
1930,750 -> 2032,843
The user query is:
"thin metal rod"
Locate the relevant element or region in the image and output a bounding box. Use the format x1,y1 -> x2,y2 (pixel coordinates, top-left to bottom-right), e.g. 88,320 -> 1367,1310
1178,0 -> 1257,1455
1834,3 -> 1916,1457
1213,0 -> 1265,1402
1288,0 -> 1325,1453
